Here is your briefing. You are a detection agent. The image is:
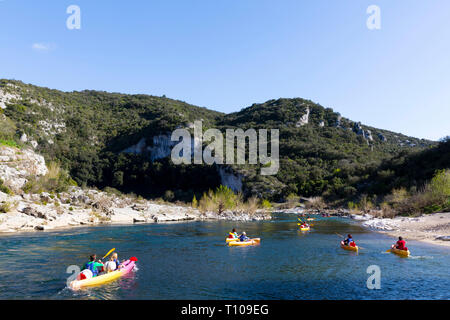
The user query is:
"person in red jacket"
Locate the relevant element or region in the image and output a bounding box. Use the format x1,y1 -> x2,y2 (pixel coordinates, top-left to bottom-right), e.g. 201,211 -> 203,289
392,236 -> 408,251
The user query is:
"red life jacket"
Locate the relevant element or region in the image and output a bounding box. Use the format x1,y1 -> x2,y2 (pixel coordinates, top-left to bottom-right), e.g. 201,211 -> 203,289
397,240 -> 406,250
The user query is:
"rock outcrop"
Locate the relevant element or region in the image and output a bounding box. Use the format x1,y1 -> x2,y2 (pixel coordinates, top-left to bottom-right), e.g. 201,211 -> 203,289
0,146 -> 48,192
122,134 -> 184,161
218,166 -> 243,192
378,133 -> 387,142
296,107 -> 310,127
0,87 -> 20,109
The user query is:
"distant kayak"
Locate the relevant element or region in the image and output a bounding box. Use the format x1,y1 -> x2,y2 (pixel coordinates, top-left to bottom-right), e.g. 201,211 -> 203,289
388,248 -> 410,257
340,241 -> 358,252
228,238 -> 260,247
299,226 -> 310,232
69,257 -> 137,290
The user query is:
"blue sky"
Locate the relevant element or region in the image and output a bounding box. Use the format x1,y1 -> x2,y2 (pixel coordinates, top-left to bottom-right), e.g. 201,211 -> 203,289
1,0 -> 449,141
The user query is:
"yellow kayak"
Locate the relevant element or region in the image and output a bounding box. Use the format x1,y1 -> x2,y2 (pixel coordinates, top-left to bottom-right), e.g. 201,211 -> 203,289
340,241 -> 358,252
228,238 -> 260,247
307,218 -> 315,221
69,257 -> 137,290
388,248 -> 410,257
299,227 -> 310,232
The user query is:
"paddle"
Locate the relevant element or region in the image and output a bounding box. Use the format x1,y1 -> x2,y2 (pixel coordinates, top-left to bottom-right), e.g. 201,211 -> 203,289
102,248 -> 115,260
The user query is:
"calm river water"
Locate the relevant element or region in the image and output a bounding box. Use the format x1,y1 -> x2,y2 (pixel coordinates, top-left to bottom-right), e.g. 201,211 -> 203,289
0,215 -> 449,299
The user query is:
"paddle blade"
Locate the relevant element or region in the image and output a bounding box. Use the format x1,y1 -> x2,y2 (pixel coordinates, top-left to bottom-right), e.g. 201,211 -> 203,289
130,257 -> 138,262
102,248 -> 115,259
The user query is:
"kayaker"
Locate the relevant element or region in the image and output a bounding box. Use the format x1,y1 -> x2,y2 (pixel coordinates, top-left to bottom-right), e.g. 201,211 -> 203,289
111,253 -> 121,269
82,254 -> 104,277
105,253 -> 121,272
343,234 -> 355,246
239,231 -> 250,242
392,236 -> 408,251
228,228 -> 239,239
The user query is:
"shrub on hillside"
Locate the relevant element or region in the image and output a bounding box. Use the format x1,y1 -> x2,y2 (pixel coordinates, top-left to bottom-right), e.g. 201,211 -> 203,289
358,194 -> 375,212
429,169 -> 450,205
305,196 -> 326,210
286,193 -> 300,208
0,179 -> 12,195
0,139 -> 20,148
198,185 -> 241,214
23,162 -> 77,194
384,169 -> 450,215
0,201 -> 17,213
261,199 -> 272,209
164,190 -> 175,202
238,196 -> 259,214
191,195 -> 198,208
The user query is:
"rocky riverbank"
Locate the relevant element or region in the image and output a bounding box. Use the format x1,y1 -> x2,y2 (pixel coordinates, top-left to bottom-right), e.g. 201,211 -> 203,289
0,145 -> 270,234
353,212 -> 450,247
0,187 -> 271,234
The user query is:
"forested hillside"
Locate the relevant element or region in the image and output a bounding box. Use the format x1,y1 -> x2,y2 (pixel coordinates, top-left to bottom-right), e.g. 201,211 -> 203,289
0,79 -> 441,205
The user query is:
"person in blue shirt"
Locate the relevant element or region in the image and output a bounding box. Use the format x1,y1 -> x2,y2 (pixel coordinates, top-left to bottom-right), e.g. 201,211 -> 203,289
239,231 -> 250,242
343,234 -> 354,246
82,254 -> 104,277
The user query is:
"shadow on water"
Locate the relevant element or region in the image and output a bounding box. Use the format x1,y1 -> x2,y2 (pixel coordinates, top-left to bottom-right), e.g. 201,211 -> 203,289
0,214 -> 449,299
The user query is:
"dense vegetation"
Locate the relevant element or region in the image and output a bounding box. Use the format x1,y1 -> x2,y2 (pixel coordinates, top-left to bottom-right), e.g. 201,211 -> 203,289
1,79 -> 447,214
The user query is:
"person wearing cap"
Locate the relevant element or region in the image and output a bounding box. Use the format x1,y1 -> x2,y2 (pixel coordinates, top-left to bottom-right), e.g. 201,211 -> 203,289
239,231 -> 250,242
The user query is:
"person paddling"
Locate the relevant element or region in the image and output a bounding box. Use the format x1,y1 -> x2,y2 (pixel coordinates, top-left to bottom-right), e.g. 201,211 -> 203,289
298,218 -> 309,229
239,231 -> 250,242
105,252 -> 121,272
82,254 -> 104,277
228,228 -> 239,239
392,236 -> 408,251
343,234 -> 356,247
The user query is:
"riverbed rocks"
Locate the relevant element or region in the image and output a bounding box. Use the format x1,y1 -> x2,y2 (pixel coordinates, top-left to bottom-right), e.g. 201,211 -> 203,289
202,209 -> 271,221
0,184 -> 272,233
22,206 -> 47,219
435,235 -> 450,241
0,145 -> 274,234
